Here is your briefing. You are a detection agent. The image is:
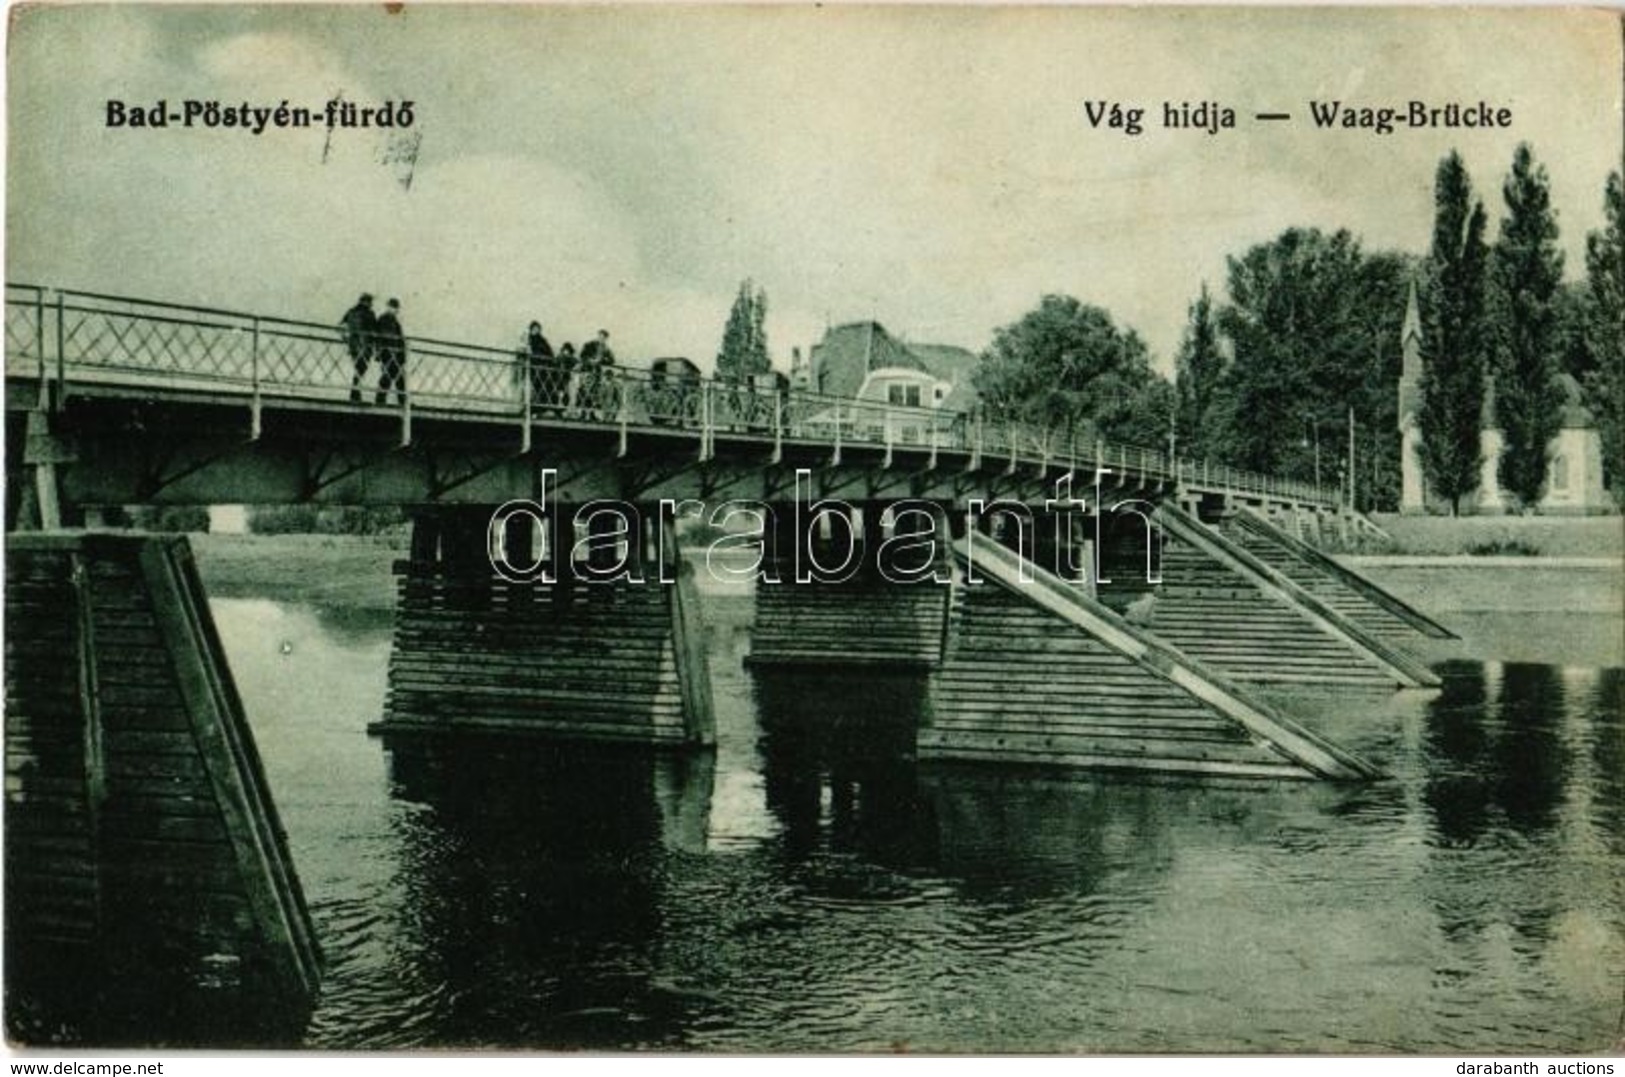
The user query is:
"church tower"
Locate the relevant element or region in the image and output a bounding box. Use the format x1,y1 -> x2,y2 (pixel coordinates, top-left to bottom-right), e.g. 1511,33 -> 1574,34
1398,278 -> 1427,513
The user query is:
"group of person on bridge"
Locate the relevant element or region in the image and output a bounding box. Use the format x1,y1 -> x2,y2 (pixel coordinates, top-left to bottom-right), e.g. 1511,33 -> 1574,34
340,292 -> 619,416
339,293 -> 408,406
516,322 -> 618,417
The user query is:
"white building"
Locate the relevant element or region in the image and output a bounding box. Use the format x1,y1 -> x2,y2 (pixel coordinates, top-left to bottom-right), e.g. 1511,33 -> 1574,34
1398,280 -> 1609,515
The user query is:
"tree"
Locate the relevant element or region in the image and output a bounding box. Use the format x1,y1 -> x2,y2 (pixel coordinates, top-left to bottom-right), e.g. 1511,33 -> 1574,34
1174,283 -> 1224,457
1207,229 -> 1417,506
1417,151 -> 1491,516
972,294 -> 1171,447
1489,144 -> 1566,511
716,279 -> 770,381
128,505 -> 210,532
1216,228 -> 1370,477
1582,171 -> 1624,503
1344,251 -> 1419,512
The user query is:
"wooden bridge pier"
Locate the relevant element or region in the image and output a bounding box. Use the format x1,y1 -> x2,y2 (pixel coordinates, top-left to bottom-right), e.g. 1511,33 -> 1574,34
746,500 -> 955,668
1091,502 -> 1443,689
374,504 -> 715,747
4,533 -> 322,1043
921,527 -> 1382,780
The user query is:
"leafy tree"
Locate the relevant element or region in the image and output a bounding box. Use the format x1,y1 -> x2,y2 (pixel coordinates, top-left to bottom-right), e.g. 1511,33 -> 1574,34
1343,250 -> 1416,511
1582,171 -> 1624,503
716,279 -> 770,381
128,505 -> 210,532
1418,151 -> 1491,516
1489,144 -> 1566,511
1174,283 -> 1224,457
247,505 -> 405,535
748,285 -> 770,375
1208,228 -> 1415,506
972,294 -> 1171,447
1217,228 -> 1368,477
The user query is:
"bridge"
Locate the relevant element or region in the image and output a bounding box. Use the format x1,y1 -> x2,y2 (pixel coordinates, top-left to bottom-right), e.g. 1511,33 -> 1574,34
5,283 -> 1344,517
4,283 -> 1451,755
4,283 -> 1459,1028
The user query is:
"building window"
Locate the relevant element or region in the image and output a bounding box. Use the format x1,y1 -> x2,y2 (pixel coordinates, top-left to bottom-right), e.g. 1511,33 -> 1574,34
1551,454 -> 1569,492
887,384 -> 921,407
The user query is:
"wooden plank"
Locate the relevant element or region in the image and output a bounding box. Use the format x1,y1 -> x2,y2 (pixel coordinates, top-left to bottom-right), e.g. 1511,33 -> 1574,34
948,531 -> 1382,781
102,729 -> 197,754
100,772 -> 216,800
386,675 -> 681,702
386,697 -> 686,722
916,738 -> 1313,780
926,717 -> 1247,743
102,791 -> 225,819
372,714 -> 690,742
100,812 -> 230,843
138,538 -> 322,997
104,752 -> 212,780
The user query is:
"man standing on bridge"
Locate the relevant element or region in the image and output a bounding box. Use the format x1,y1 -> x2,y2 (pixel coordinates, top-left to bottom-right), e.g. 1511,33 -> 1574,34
375,297 -> 407,407
340,292 -> 376,403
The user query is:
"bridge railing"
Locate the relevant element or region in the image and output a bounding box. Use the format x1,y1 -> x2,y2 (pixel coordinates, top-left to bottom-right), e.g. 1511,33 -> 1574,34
5,284 -> 1343,507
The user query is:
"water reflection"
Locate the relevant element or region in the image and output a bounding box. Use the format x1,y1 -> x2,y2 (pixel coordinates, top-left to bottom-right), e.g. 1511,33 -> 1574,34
1425,663 -> 1573,846
375,736 -> 715,1048
1592,670 -> 1625,857
181,595 -> 1625,1052
752,670 -> 926,867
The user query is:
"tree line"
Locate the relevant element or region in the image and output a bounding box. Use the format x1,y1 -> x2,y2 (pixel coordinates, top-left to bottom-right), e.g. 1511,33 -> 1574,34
1416,147 -> 1622,514
955,145 -> 1622,513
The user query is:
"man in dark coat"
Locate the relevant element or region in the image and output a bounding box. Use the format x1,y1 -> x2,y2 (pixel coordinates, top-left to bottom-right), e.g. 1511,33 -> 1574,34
340,293 -> 376,403
576,330 -> 616,419
579,328 -> 615,368
524,321 -> 561,410
374,298 -> 407,407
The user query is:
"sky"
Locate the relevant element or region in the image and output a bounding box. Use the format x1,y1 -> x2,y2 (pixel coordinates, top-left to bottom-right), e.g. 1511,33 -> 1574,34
6,4 -> 1621,378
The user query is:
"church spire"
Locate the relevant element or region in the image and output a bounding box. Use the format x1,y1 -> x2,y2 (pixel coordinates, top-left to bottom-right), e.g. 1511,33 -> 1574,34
1402,277 -> 1422,347
1398,276 -> 1424,428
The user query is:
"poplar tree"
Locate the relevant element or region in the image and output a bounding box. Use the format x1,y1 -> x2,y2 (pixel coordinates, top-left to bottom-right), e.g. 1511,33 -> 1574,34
1174,283 -> 1223,456
1583,171 -> 1624,502
1418,151 -> 1490,516
716,279 -> 771,381
1489,144 -> 1566,511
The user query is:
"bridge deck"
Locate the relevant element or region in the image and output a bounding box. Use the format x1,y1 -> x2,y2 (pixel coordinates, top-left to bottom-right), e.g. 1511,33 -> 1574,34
7,283 -> 1341,509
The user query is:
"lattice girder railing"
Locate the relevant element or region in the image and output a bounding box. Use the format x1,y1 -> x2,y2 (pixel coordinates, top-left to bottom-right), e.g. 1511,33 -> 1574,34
4,283 -> 1347,508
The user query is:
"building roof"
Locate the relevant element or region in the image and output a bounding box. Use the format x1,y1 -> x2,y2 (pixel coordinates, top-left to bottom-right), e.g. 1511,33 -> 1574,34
809,322 -> 925,397
908,342 -> 982,411
809,322 -> 981,409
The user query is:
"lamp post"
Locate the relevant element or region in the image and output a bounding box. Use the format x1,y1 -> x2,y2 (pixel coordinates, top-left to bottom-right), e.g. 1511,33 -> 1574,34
1347,405 -> 1357,511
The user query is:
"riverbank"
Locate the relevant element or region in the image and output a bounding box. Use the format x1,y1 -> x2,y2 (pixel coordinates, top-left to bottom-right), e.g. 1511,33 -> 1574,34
1366,513 -> 1622,557
1344,555 -> 1622,668
188,533 -> 1621,667
192,532 -> 405,610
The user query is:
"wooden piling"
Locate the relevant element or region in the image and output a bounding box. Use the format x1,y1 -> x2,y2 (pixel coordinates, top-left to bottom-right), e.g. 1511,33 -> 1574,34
5,533 -> 322,1042
375,509 -> 715,746
920,531 -> 1381,781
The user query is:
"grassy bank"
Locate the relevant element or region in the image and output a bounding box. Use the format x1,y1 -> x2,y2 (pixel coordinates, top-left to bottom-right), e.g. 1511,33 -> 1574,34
1367,513 -> 1622,558
192,532 -> 404,610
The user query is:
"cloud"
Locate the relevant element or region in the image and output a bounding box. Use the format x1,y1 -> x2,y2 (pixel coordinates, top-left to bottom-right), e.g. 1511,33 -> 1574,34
7,5 -> 1621,378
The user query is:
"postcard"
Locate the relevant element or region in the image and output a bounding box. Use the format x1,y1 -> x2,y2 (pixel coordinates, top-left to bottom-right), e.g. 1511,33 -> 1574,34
4,3 -> 1622,1057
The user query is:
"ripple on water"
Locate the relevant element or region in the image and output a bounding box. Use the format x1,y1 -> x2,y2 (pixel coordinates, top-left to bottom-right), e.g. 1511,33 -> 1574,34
195,597 -> 1625,1052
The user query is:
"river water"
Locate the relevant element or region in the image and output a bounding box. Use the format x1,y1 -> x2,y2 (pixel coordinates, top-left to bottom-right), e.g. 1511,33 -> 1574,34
208,594 -> 1623,1053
